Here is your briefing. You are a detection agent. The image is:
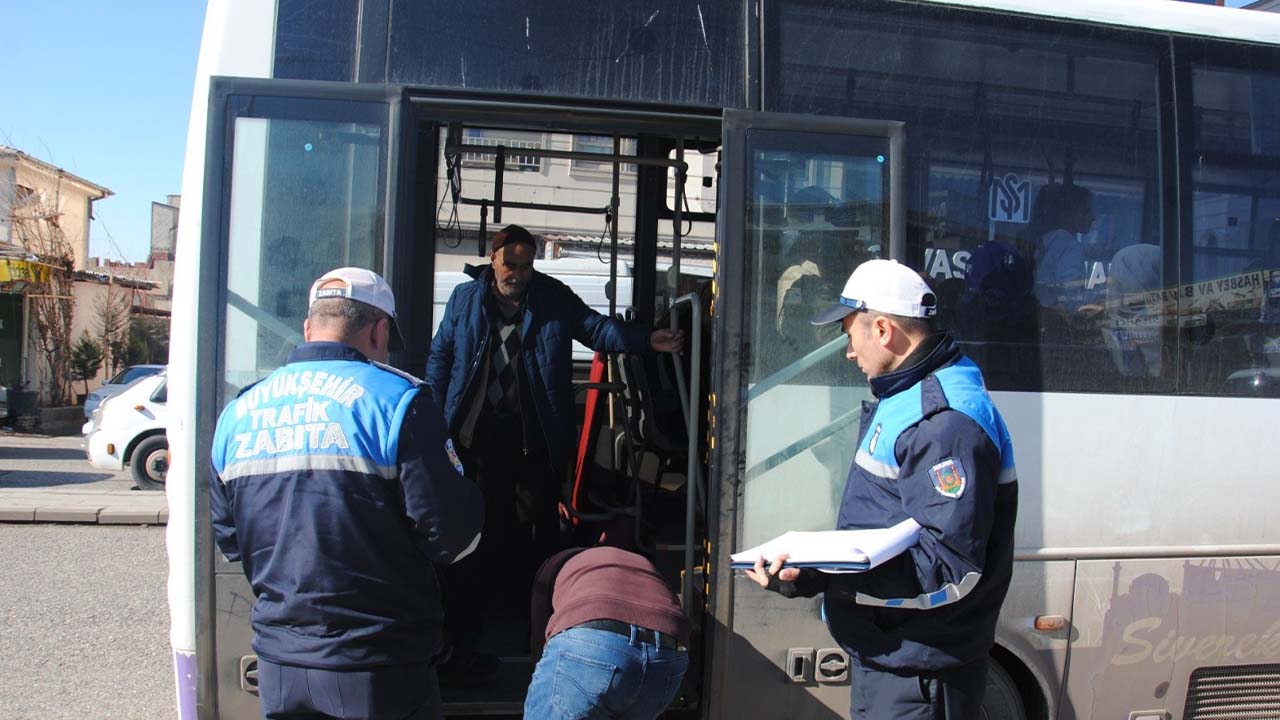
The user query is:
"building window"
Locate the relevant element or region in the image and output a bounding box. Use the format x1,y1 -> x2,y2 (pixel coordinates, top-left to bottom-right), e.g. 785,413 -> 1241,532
461,128 -> 543,172
571,135 -> 636,175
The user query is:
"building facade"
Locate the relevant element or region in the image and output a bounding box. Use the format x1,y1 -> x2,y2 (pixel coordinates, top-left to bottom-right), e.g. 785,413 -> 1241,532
0,146 -> 112,399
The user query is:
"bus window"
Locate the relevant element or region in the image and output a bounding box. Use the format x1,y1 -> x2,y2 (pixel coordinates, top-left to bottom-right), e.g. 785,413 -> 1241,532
431,125 -> 642,355
387,0 -> 746,109
739,127 -> 892,547
1184,54 -> 1280,397
273,0 -> 359,82
431,125 -> 717,345
221,98 -> 387,398
765,0 -> 1175,395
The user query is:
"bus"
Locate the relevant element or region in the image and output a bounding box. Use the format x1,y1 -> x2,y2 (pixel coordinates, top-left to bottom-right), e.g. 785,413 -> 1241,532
167,1 -> 1280,717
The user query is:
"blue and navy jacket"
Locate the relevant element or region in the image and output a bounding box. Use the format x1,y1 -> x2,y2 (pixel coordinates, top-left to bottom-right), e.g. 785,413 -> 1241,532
787,335 -> 1018,673
210,342 -> 484,669
425,266 -> 652,473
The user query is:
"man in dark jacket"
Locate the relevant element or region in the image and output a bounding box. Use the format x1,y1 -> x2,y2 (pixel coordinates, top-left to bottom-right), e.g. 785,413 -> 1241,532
211,267 -> 484,720
426,224 -> 683,679
747,259 -> 1018,720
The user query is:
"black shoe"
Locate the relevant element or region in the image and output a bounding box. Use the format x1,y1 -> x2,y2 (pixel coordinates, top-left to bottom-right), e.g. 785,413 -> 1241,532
437,651 -> 500,688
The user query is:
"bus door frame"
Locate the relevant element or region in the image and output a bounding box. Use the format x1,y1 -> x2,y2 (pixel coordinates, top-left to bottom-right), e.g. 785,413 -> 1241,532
396,91 -> 721,715
196,77 -> 410,719
707,109 -> 904,717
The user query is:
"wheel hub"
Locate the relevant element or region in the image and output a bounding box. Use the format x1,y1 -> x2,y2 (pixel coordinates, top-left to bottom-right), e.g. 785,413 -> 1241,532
146,451 -> 169,481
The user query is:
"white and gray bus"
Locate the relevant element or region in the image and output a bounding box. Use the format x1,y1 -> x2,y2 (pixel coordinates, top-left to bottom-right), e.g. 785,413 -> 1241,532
167,0 -> 1280,717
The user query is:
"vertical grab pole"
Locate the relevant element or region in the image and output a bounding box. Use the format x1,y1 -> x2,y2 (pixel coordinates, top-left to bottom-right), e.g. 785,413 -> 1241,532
670,292 -> 702,615
493,146 -> 505,224
609,135 -> 621,318
667,140 -> 697,613
478,200 -> 488,257
672,139 -> 685,295
606,136 -> 623,471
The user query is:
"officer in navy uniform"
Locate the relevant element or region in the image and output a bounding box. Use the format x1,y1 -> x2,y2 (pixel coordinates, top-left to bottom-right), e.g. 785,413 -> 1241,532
211,267 -> 484,720
747,259 -> 1018,720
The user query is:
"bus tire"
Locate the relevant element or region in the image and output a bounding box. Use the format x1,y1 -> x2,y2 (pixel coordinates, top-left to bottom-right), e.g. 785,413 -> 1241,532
981,660 -> 1026,720
131,435 -> 169,491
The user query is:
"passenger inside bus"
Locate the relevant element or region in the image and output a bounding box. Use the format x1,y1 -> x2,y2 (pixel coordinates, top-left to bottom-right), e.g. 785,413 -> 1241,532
1030,182 -> 1097,314
775,185 -> 842,358
957,238 -> 1037,344
1100,243 -> 1164,379
425,223 -> 685,685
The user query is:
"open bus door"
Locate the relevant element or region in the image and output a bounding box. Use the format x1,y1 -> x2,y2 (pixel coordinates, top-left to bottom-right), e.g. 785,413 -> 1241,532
193,78 -> 416,719
192,83 -> 908,718
404,97 -> 720,717
706,110 -> 904,719
194,80 -> 722,718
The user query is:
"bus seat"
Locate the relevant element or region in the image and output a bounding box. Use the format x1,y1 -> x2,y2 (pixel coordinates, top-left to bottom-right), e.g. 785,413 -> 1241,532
616,351 -> 689,489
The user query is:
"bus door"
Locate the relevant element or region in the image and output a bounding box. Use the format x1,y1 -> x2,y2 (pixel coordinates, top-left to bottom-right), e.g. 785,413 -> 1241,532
708,110 -> 904,719
402,98 -> 720,716
196,78 -> 413,719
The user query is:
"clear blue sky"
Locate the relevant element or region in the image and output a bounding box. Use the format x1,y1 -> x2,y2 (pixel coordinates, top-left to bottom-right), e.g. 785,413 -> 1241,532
1,2 -> 205,262
0,1 -> 1260,261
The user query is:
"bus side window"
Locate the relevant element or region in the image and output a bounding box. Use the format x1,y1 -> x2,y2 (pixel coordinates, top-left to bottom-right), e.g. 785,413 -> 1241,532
764,2 -> 1174,394
1183,59 -> 1280,398
953,179 -> 1172,394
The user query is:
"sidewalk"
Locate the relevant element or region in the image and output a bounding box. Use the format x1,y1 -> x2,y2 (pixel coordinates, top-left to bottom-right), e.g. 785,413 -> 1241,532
0,433 -> 167,525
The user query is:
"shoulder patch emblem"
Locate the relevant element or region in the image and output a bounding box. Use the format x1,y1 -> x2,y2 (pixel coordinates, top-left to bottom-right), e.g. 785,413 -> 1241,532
444,439 -> 465,475
868,424 -> 883,454
928,458 -> 967,499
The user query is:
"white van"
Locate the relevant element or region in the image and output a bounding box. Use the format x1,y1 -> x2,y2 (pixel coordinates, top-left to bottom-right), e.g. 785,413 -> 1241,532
432,257 -> 635,362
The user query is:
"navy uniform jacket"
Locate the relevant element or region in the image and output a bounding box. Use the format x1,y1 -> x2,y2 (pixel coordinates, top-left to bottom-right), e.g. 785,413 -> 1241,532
784,335 -> 1018,673
425,265 -> 651,473
210,342 -> 484,669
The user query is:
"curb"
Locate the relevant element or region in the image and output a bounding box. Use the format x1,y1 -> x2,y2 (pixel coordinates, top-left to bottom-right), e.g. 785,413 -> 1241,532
0,504 -> 168,525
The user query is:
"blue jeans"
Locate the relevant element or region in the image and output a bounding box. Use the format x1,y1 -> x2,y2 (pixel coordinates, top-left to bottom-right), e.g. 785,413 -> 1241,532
524,626 -> 689,720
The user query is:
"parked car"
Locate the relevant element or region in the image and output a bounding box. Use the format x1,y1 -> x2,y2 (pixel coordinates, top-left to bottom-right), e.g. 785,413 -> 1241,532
83,364 -> 165,418
82,370 -> 168,490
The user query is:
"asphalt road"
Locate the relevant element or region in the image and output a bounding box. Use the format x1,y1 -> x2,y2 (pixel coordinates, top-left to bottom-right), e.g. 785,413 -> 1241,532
0,523 -> 171,719
0,433 -> 133,491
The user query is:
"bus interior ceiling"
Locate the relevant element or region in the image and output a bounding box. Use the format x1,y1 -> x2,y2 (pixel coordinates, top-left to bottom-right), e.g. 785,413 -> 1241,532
420,114 -> 720,709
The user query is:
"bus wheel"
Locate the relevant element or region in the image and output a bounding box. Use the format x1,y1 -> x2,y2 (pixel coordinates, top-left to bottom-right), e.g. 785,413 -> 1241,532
981,660 -> 1026,720
131,436 -> 169,491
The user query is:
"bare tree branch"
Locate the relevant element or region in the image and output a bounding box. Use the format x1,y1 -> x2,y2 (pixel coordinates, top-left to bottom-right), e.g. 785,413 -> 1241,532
9,180 -> 76,405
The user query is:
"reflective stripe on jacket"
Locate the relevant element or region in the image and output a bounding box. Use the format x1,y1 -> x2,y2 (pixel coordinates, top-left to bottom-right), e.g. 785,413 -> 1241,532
210,342 -> 483,669
825,335 -> 1018,673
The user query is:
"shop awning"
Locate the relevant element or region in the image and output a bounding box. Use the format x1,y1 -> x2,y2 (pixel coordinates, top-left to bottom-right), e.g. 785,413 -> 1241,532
0,259 -> 55,293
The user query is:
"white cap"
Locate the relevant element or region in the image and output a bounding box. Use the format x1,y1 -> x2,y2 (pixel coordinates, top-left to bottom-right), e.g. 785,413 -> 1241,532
309,267 -> 404,349
810,259 -> 937,325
